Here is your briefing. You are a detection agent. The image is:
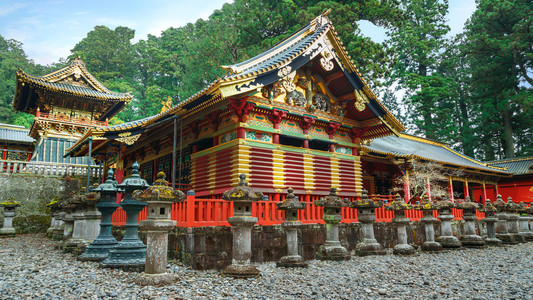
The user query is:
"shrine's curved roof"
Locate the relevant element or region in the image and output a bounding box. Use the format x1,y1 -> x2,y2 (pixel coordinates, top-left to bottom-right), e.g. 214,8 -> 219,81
13,58 -> 132,121
363,133 -> 510,175
487,157 -> 533,175
16,71 -> 132,102
0,123 -> 34,143
66,12 -> 403,156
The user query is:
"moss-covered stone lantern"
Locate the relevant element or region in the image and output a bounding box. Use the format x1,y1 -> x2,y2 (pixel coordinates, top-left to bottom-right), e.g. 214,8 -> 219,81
221,174 -> 263,278
517,202 -> 533,241
386,194 -> 415,255
65,187 -> 101,253
479,199 -> 501,245
0,201 -> 20,237
434,195 -> 461,249
505,197 -> 523,243
101,161 -> 150,270
276,187 -> 307,268
314,187 -> 351,261
413,195 -> 442,252
457,196 -> 485,247
493,194 -> 515,244
78,169 -> 120,262
134,171 -> 185,286
525,204 -> 533,241
351,189 -> 385,256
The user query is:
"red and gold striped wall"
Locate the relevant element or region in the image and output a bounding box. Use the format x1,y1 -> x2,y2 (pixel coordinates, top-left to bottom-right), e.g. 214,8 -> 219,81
191,139 -> 362,197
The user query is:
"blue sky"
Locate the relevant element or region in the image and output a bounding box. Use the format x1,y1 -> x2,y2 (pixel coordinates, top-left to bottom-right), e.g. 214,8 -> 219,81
0,0 -> 477,65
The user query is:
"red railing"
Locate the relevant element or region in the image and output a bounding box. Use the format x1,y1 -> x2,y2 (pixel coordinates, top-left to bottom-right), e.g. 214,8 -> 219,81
111,194 -> 486,227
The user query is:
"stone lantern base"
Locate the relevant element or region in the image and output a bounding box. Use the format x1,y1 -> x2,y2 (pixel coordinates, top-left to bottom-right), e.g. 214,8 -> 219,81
435,235 -> 462,249
135,273 -> 178,286
222,264 -> 261,278
421,241 -> 443,252
484,236 -> 502,246
355,239 -> 386,256
0,227 -> 16,237
460,235 -> 486,248
393,243 -> 416,256
496,233 -> 517,245
316,241 -> 351,261
277,255 -> 307,268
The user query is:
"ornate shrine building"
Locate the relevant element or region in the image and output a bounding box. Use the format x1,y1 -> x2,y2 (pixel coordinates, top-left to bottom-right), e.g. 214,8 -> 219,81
66,12 -> 404,198
12,58 -> 132,164
65,12 -> 527,204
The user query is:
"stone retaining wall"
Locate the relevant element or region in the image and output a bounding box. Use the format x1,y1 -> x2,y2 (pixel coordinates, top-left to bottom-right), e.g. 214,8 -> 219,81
149,220 -> 485,270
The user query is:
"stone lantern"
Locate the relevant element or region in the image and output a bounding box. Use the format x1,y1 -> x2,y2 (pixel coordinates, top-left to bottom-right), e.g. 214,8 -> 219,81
276,187 -> 307,268
505,197 -> 523,243
435,195 -> 461,249
221,174 -> 263,278
457,196 -> 485,247
386,194 -> 415,255
66,189 -> 101,253
78,169 -> 120,262
134,172 -> 185,286
479,199 -> 501,245
414,195 -> 442,252
517,202 -> 533,241
314,187 -> 351,261
101,161 -> 150,269
351,189 -> 385,256
493,194 -> 515,244
0,201 -> 20,237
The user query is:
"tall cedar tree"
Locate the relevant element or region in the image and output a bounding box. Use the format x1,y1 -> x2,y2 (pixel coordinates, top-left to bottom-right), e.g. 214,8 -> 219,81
465,0 -> 533,159
386,0 -> 450,140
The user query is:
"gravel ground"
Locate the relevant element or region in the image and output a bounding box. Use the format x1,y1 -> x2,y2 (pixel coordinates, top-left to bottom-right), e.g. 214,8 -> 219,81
1,234 -> 532,300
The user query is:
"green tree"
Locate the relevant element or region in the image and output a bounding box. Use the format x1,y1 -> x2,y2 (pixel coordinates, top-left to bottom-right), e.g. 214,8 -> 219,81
386,0 -> 450,140
465,0 -> 533,159
0,35 -> 45,126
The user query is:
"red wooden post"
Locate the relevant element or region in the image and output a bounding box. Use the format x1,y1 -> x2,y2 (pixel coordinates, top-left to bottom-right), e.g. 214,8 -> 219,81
186,191 -> 196,227
448,177 -> 454,201
463,179 -> 469,198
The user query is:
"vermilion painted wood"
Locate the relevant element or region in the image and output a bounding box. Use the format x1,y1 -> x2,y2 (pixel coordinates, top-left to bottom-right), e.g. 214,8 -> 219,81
111,194 -> 486,227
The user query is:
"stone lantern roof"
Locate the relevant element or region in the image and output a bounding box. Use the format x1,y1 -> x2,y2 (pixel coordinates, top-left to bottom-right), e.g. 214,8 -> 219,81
315,187 -> 350,208
351,189 -> 383,209
385,194 -> 413,211
117,161 -> 150,194
434,194 -> 456,210
413,195 -> 439,211
479,199 -> 498,214
134,172 -> 185,203
277,188 -> 306,211
517,202 -> 529,215
505,197 -> 520,213
458,196 -> 481,210
222,174 -> 263,202
492,194 -> 507,211
93,170 -> 118,194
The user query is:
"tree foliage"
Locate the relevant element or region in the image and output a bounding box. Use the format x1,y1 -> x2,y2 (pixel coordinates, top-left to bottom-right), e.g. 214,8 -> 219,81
0,0 -> 530,161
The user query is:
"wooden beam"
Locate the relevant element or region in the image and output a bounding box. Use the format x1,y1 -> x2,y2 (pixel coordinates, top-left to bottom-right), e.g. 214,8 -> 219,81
338,92 -> 354,102
325,71 -> 344,84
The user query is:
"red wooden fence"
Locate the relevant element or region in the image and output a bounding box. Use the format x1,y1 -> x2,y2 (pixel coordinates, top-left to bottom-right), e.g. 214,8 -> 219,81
111,194 -> 486,227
